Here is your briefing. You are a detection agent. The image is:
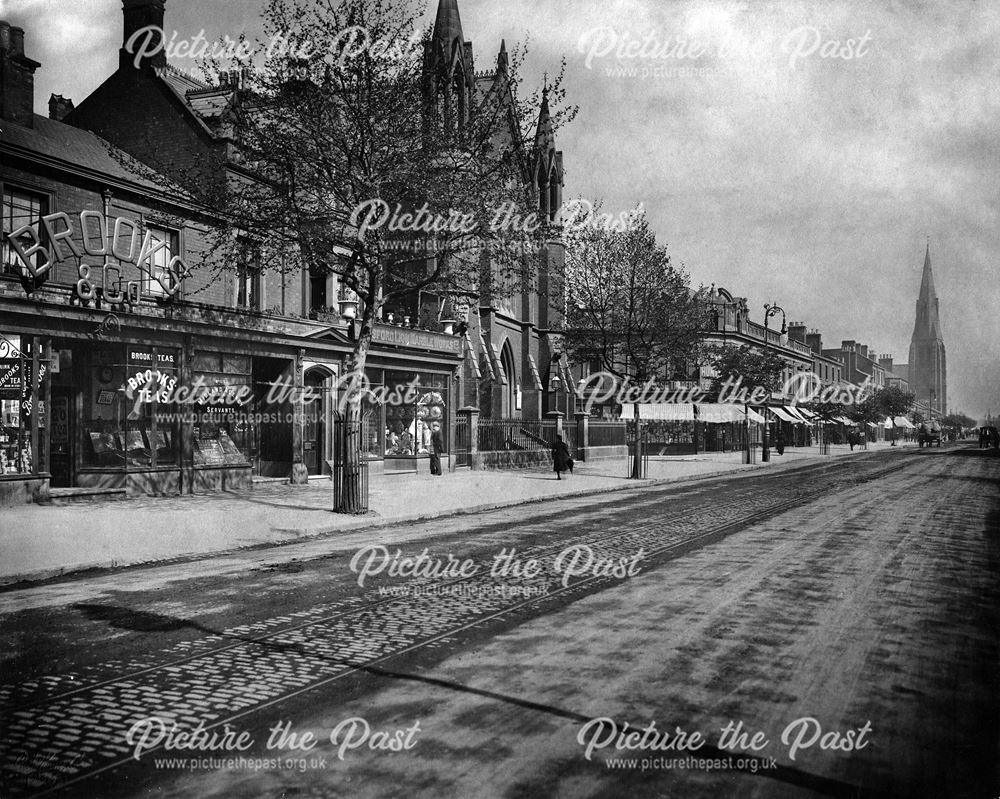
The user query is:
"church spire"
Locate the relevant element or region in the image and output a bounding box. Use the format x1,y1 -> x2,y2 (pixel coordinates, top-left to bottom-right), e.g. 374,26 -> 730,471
534,82 -> 555,153
908,240 -> 947,416
913,240 -> 942,341
432,0 -> 464,52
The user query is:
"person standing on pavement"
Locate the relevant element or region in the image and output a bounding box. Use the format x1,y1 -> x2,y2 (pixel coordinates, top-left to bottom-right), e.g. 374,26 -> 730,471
429,423 -> 445,476
552,434 -> 571,480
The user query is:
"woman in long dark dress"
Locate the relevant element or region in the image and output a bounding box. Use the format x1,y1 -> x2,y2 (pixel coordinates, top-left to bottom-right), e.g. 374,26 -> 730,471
552,434 -> 571,479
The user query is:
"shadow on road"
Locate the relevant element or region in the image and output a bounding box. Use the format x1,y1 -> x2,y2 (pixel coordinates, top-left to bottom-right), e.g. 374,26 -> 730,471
68,601 -> 872,799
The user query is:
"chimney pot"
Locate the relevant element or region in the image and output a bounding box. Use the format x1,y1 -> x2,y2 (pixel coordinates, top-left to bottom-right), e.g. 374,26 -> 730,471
1,20 -> 40,127
10,25 -> 24,55
48,93 -> 75,121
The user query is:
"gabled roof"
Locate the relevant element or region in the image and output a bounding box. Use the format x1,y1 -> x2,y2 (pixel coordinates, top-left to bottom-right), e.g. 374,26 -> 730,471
155,65 -> 233,138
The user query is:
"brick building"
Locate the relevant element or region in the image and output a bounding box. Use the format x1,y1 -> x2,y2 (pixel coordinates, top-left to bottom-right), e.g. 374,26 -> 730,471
1,0 -> 570,503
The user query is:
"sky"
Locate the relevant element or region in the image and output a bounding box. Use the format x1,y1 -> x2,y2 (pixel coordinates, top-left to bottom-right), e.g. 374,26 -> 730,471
2,0 -> 998,419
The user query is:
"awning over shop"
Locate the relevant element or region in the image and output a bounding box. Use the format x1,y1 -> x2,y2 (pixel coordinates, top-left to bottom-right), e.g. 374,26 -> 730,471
794,407 -> 817,420
894,416 -> 915,428
784,407 -> 811,423
622,403 -> 695,421
746,407 -> 766,423
696,403 -> 745,423
835,416 -> 856,426
770,406 -> 802,423
867,422 -> 880,428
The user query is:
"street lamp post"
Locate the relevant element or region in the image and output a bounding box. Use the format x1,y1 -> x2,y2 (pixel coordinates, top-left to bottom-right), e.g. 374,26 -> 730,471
761,303 -> 787,463
549,372 -> 563,417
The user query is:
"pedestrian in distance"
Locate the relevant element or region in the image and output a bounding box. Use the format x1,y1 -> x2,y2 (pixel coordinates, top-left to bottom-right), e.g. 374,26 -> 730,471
552,434 -> 571,480
429,423 -> 445,476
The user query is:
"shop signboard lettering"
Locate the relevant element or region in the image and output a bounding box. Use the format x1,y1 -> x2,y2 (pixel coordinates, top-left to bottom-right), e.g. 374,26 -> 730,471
129,348 -> 176,366
371,325 -> 461,353
4,211 -> 188,303
51,396 -> 69,445
0,359 -> 21,393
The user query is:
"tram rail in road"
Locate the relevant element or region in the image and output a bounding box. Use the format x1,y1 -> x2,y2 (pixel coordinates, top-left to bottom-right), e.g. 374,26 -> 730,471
0,450 -> 931,798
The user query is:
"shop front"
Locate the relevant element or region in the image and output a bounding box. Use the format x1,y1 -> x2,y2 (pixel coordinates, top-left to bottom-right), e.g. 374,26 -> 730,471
44,337 -> 255,496
0,333 -> 49,504
360,367 -> 451,474
350,324 -> 462,476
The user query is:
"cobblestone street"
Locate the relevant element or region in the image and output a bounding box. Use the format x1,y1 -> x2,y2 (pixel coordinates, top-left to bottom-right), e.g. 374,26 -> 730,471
0,446 -> 997,798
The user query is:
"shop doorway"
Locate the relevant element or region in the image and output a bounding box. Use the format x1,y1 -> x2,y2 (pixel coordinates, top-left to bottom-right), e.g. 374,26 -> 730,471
303,367 -> 332,475
49,388 -> 74,487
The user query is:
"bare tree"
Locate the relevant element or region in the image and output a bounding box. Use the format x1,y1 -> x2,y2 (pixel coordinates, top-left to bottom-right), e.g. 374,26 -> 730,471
553,203 -> 707,477
197,0 -> 575,509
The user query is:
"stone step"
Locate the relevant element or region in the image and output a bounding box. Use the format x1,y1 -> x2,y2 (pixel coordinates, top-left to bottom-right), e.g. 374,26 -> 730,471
46,487 -> 128,505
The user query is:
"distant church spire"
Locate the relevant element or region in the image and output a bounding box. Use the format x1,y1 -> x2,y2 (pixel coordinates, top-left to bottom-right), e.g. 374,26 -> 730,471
908,240 -> 947,415
913,240 -> 943,341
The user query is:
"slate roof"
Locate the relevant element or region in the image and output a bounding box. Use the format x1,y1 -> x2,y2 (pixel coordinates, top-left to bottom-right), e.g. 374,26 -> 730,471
1,113 -> 192,200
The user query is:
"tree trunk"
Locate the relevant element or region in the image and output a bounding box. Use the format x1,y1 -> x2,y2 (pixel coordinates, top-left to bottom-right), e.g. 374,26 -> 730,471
335,315 -> 374,514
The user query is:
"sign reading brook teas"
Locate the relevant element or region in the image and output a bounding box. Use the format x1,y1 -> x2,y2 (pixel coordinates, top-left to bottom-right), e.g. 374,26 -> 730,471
5,211 -> 188,300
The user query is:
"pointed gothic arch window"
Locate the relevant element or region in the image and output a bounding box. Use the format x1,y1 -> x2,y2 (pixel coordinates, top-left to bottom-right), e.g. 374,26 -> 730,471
500,340 -> 518,418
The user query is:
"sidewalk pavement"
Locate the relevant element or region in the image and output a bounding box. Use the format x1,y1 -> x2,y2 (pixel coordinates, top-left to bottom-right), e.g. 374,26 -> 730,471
0,441 -> 911,585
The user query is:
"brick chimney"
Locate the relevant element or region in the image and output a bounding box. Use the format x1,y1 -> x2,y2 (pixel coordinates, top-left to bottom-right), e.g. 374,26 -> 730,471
879,354 -> 893,373
120,0 -> 167,71
48,93 -> 74,121
787,321 -> 807,343
0,20 -> 41,127
805,330 -> 822,354
859,344 -> 869,360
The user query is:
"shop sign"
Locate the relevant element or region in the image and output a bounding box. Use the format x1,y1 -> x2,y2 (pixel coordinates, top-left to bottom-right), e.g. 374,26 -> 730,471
4,211 -> 188,303
0,359 -> 21,393
371,325 -> 461,353
125,368 -> 178,403
129,348 -> 176,366
51,396 -> 69,445
18,361 -> 44,415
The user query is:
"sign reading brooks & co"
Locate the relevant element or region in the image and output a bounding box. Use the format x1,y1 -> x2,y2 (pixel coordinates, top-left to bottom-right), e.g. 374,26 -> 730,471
5,211 -> 188,303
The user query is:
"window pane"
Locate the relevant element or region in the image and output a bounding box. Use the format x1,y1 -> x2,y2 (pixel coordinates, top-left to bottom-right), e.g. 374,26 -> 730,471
144,226 -> 176,297
2,189 -> 48,278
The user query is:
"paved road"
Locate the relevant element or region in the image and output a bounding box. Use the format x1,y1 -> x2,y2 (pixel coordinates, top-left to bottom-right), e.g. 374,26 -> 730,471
0,446 -> 997,798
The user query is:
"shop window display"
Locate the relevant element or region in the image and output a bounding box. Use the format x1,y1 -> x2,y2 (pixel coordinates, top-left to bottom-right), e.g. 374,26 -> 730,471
0,334 -> 44,475
81,346 -> 178,469
191,352 -> 252,466
360,397 -> 382,461
383,371 -> 447,458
